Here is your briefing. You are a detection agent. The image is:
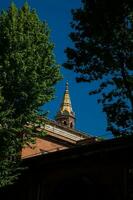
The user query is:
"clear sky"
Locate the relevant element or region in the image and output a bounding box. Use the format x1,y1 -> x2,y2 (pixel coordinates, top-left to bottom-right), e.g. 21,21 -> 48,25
0,0 -> 113,139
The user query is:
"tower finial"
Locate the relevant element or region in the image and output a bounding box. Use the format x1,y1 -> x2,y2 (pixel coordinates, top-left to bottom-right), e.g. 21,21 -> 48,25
66,81 -> 69,91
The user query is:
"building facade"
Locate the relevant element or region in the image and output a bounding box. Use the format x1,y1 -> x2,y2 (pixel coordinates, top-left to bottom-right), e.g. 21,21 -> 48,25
1,135 -> 133,200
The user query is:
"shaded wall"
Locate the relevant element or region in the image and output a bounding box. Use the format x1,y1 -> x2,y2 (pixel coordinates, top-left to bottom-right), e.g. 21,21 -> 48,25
1,136 -> 133,200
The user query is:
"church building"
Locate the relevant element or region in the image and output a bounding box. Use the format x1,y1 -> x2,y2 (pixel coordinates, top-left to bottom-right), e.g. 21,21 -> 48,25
2,83 -> 133,200
22,82 -> 96,159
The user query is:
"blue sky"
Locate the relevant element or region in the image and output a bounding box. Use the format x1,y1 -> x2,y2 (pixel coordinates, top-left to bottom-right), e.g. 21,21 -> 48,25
0,0 -> 112,138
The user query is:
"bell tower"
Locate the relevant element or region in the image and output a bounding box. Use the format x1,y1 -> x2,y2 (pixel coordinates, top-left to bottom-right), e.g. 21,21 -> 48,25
56,82 -> 75,129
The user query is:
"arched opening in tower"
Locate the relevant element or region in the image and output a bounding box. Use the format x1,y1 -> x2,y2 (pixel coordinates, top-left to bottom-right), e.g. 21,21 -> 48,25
64,121 -> 67,126
70,122 -> 73,128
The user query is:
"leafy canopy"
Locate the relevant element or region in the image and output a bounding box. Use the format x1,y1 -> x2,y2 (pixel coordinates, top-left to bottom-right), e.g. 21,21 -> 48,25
0,2 -> 61,187
64,0 -> 133,136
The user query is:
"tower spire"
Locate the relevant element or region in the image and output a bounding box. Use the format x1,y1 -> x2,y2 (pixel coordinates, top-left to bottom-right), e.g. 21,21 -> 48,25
56,82 -> 75,129
60,81 -> 73,114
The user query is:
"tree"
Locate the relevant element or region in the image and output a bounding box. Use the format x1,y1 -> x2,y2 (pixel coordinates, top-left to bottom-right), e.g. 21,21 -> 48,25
64,0 -> 133,136
0,2 -> 61,187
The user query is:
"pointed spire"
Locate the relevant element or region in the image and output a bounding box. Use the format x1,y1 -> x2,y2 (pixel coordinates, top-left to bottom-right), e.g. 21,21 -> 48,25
56,82 -> 75,129
60,81 -> 73,114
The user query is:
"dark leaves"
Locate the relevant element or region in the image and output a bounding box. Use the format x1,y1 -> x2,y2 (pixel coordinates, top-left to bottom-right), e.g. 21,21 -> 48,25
64,0 -> 133,137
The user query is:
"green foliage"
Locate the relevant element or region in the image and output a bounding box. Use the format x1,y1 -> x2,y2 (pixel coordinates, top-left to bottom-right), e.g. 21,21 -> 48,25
0,2 -> 61,187
0,129 -> 22,187
64,0 -> 133,136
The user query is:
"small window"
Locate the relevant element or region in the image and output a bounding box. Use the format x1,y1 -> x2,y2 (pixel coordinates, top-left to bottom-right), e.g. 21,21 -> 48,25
70,122 -> 73,128
64,121 -> 67,125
